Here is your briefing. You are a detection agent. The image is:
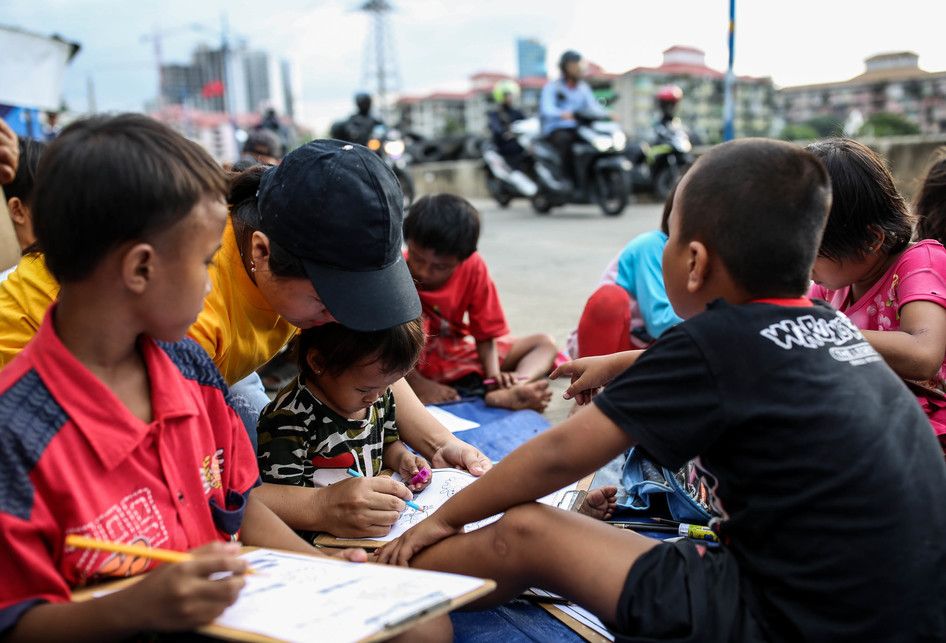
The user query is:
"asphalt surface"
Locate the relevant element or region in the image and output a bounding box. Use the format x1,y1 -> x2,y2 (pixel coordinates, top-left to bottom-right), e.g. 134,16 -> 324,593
471,197 -> 663,422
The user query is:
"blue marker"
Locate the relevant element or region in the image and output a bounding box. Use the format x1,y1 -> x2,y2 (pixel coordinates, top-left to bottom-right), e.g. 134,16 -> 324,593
346,468 -> 421,511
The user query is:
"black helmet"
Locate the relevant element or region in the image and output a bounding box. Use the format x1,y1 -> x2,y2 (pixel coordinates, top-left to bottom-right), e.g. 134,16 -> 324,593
559,50 -> 582,74
355,92 -> 372,115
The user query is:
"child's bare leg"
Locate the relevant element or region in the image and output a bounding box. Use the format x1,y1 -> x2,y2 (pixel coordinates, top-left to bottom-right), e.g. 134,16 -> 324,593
390,614 -> 452,643
484,381 -> 552,412
406,370 -> 461,405
484,335 -> 558,411
410,503 -> 658,624
502,334 -> 558,381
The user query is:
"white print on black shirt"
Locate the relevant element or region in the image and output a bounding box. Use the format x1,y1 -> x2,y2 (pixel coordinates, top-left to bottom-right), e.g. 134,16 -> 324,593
828,343 -> 883,366
759,311 -> 882,365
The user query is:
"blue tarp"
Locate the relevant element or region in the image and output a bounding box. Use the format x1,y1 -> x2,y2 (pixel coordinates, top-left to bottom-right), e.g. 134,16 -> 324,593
439,401 -> 585,643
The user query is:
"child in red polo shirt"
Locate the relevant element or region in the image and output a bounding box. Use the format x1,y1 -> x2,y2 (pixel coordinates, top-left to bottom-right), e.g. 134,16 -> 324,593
403,194 -> 556,411
0,115 -> 368,640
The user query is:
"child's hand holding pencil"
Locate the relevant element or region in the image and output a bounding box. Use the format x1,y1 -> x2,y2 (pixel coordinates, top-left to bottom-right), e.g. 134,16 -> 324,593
66,537 -> 248,632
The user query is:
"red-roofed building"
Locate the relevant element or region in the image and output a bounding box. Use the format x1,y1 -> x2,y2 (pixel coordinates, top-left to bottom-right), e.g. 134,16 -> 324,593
470,71 -> 512,91
395,85 -> 488,139
778,52 -> 946,135
613,46 -> 775,143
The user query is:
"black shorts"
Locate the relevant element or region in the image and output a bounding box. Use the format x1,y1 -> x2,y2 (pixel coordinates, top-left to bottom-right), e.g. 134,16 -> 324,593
613,541 -> 767,643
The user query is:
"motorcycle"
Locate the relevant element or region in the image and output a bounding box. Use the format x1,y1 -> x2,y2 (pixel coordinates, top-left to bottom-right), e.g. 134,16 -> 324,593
366,124 -> 415,210
482,118 -> 539,208
529,112 -> 632,217
626,119 -> 693,200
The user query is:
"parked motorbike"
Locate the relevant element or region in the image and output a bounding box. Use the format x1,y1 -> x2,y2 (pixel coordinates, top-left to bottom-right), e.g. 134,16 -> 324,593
366,124 -> 415,210
626,119 -> 693,200
528,112 -> 632,216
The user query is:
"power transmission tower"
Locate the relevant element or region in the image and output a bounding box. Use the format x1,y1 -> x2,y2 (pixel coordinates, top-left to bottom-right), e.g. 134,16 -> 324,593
359,0 -> 400,119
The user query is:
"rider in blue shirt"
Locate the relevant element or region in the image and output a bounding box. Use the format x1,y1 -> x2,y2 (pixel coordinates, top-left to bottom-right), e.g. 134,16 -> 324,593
539,50 -> 607,182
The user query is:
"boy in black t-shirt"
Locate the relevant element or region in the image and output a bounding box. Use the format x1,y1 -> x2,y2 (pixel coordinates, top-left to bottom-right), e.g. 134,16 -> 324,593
377,139 -> 946,642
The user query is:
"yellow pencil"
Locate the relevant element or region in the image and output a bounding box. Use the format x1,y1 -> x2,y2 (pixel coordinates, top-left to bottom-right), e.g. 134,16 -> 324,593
65,535 -> 256,574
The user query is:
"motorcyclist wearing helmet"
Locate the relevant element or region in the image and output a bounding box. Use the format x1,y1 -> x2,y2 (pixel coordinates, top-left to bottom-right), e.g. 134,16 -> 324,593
337,92 -> 383,147
655,84 -> 683,127
488,80 -> 527,169
539,50 -> 608,183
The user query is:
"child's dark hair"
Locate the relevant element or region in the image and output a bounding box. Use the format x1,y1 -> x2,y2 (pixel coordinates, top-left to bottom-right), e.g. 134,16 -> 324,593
677,138 -> 831,298
5,137 -> 46,205
242,129 -> 282,159
403,194 -> 480,260
915,151 -> 946,245
32,114 -> 227,283
228,165 -> 306,278
806,138 -> 912,262
298,317 -> 425,380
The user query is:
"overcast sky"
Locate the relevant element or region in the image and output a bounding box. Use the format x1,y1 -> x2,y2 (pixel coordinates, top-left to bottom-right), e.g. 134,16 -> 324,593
6,0 -> 946,131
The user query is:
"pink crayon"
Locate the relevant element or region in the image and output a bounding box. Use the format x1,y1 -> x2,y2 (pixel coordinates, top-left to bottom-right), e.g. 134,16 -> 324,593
410,468 -> 431,485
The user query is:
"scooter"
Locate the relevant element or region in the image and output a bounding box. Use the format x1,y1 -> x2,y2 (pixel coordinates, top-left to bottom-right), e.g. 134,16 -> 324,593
529,112 -> 632,217
366,124 -> 415,210
626,119 -> 693,200
482,119 -> 539,207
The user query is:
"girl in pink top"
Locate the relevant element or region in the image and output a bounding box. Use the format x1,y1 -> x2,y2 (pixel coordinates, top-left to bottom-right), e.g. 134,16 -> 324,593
808,139 -> 946,453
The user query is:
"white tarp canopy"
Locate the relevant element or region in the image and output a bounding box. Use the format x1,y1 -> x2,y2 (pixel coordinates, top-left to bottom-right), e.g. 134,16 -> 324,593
0,25 -> 80,111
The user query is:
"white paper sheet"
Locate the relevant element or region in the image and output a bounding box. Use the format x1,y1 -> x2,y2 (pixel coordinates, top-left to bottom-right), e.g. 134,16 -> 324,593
424,405 -> 481,432
351,468 -> 578,543
213,549 -> 485,643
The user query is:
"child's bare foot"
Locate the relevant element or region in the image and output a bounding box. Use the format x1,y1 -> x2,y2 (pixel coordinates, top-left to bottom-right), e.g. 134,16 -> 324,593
410,376 -> 461,405
485,380 -> 552,412
578,486 -> 617,521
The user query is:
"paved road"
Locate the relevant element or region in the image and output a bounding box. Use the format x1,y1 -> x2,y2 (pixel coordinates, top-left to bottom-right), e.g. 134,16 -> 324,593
471,198 -> 663,421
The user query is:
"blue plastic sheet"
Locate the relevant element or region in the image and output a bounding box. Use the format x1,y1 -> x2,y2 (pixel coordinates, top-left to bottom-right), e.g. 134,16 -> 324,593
436,401 -> 585,642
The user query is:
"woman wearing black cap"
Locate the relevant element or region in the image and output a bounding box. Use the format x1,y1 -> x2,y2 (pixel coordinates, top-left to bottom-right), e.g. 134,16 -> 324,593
215,140 -> 492,537
0,132 -> 491,538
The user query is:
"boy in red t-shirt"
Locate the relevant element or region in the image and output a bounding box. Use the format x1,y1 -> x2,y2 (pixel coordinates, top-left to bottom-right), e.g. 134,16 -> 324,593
0,115 -> 369,640
403,194 -> 556,411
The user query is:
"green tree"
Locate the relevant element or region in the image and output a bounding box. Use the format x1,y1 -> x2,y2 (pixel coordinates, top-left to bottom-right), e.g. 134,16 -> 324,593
780,123 -> 819,141
858,112 -> 920,137
804,115 -> 844,138
442,116 -> 464,137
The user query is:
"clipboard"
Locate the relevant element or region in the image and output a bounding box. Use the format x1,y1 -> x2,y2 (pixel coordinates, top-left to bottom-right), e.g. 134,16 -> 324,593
537,603 -> 612,643
71,546 -> 495,643
314,533 -> 389,549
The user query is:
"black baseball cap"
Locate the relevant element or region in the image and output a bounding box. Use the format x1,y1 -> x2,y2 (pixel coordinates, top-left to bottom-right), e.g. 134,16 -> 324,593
257,139 -> 420,331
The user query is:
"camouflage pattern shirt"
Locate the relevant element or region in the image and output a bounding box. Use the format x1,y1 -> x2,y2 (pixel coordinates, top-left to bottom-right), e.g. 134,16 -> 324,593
257,376 -> 399,489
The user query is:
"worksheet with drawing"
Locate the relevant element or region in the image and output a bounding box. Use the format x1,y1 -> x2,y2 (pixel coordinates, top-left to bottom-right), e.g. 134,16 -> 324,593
364,468 -> 579,542
213,548 -> 485,643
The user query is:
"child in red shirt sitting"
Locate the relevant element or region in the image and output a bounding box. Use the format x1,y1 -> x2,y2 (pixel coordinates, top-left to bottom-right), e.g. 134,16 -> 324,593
404,194 -> 556,411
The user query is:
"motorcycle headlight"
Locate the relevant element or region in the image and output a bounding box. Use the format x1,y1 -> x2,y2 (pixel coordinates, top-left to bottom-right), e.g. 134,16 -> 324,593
592,135 -> 613,152
384,139 -> 405,158
612,131 -> 627,152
